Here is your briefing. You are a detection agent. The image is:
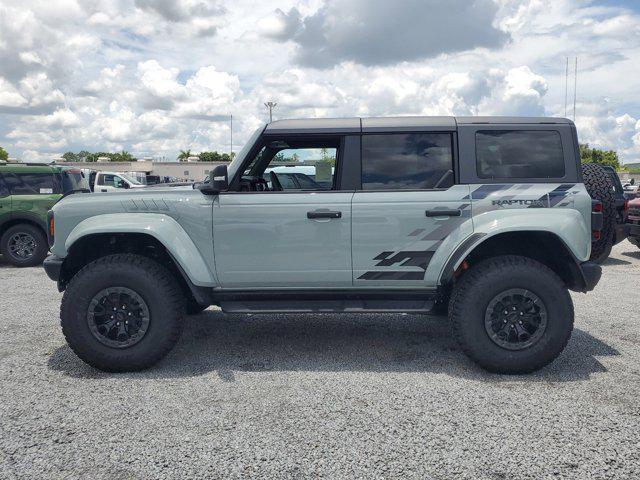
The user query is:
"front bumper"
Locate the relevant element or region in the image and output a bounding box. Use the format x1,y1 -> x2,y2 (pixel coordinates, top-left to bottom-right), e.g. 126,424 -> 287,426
578,261 -> 602,292
43,254 -> 63,282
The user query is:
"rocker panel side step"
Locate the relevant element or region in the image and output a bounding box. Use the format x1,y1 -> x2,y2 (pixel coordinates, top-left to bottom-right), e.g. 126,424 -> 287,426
219,299 -> 436,314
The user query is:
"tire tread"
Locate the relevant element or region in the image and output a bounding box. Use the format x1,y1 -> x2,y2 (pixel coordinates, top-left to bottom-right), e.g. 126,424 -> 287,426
60,253 -> 184,372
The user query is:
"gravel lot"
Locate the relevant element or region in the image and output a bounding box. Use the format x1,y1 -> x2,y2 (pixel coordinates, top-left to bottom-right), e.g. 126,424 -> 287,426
1,241 -> 639,479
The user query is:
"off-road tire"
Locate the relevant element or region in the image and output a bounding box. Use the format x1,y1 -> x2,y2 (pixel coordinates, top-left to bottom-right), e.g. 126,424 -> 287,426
0,223 -> 48,267
60,254 -> 184,372
582,163 -> 616,263
449,255 -> 574,374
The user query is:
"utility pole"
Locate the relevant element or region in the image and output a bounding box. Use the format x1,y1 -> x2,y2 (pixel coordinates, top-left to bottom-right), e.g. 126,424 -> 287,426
264,101 -> 277,122
230,114 -> 233,156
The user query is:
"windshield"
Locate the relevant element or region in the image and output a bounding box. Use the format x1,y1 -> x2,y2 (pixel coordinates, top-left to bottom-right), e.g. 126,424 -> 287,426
226,126 -> 265,182
61,170 -> 90,192
120,173 -> 143,185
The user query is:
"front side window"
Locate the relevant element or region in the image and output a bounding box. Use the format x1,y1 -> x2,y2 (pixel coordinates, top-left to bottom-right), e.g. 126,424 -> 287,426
60,170 -> 90,193
361,133 -> 454,190
476,130 -> 565,179
236,138 -> 339,192
3,172 -> 56,195
99,174 -> 114,186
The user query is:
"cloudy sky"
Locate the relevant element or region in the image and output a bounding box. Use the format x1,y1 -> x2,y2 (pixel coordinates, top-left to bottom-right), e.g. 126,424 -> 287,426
1,0 -> 639,163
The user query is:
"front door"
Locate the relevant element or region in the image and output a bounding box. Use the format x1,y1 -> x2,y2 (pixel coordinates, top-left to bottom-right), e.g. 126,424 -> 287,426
351,131 -> 472,287
213,192 -> 352,288
212,136 -> 353,289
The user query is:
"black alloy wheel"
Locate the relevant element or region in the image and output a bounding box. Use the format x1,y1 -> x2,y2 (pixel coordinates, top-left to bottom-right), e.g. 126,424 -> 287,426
484,288 -> 548,351
87,287 -> 151,348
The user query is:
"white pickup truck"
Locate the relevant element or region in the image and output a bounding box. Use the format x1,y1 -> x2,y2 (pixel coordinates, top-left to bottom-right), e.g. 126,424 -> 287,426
92,171 -> 146,193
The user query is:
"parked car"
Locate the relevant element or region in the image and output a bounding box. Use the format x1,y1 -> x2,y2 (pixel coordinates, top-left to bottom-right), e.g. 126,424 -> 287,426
627,196 -> 640,249
0,161 -> 89,266
581,164 -> 628,263
263,170 -> 328,190
623,182 -> 639,197
44,116 -> 602,374
92,171 -> 146,192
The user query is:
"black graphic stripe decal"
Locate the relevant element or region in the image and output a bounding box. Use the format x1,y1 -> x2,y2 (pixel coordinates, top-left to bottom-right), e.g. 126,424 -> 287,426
469,184 -> 511,200
526,183 -> 575,208
358,271 -> 425,280
374,250 -> 436,270
548,184 -> 576,207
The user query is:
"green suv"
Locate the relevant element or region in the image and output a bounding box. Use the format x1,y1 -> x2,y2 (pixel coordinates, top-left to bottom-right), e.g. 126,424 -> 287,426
0,161 -> 89,267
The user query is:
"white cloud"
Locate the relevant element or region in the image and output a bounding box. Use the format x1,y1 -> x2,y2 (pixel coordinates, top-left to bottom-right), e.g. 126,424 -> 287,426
0,0 -> 639,164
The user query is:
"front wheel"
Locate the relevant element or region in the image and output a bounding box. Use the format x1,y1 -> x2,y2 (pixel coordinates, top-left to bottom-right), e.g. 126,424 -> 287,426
60,254 -> 184,372
449,255 -> 574,374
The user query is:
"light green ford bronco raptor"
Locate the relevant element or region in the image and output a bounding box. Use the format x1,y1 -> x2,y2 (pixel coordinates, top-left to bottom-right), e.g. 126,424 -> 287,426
44,116 -> 603,374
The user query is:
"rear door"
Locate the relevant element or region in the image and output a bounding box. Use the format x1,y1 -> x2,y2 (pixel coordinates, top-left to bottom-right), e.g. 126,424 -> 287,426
352,130 -> 472,287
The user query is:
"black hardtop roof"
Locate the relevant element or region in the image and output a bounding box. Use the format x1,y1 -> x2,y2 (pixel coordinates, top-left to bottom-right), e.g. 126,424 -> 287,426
264,116 -> 574,134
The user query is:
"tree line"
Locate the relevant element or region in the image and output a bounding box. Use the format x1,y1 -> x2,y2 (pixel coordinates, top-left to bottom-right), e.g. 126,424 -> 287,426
61,150 -> 136,162
177,150 -> 235,162
59,149 -> 237,163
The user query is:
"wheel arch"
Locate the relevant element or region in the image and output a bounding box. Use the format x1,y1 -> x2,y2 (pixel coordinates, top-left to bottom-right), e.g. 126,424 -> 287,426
440,230 -> 589,292
59,232 -> 214,306
0,214 -> 47,238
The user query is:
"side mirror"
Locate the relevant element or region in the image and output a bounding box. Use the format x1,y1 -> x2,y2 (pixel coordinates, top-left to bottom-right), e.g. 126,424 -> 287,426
199,164 -> 228,195
122,182 -> 130,189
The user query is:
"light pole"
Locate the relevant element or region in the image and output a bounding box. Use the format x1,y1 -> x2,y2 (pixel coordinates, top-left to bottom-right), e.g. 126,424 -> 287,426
264,101 -> 277,122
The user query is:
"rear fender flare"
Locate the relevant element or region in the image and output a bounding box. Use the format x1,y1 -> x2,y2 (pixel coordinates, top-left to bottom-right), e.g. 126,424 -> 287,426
439,208 -> 590,285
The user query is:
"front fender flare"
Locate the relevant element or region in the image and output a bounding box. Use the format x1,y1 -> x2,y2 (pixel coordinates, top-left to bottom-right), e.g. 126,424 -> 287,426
64,213 -> 217,286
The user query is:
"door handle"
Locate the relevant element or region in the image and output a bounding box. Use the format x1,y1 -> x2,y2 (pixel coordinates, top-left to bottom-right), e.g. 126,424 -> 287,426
307,210 -> 342,219
425,209 -> 461,217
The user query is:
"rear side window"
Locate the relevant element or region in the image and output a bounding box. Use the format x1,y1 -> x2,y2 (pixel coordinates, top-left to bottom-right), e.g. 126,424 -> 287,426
361,133 -> 454,190
3,172 -> 57,195
0,173 -> 9,196
476,130 -> 565,179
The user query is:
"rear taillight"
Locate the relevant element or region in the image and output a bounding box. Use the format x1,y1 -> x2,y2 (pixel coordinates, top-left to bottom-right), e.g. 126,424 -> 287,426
47,211 -> 55,248
591,200 -> 603,242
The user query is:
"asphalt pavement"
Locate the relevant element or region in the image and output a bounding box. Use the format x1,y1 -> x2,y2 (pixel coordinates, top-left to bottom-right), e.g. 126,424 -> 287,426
1,242 -> 639,479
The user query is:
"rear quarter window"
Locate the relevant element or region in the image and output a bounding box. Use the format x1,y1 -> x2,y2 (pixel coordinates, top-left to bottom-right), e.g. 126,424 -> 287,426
3,172 -> 58,195
476,130 -> 565,179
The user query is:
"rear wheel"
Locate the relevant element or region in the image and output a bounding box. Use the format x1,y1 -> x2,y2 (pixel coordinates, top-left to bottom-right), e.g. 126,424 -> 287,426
449,255 -> 574,374
60,254 -> 184,372
0,224 -> 48,267
582,163 -> 616,263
